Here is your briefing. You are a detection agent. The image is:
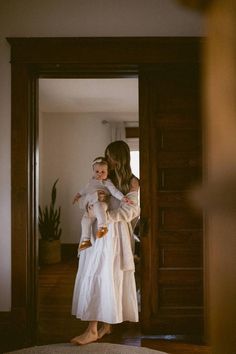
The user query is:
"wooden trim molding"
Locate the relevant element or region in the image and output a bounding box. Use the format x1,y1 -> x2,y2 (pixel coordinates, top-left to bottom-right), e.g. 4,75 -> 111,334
126,127 -> 139,138
7,37 -> 201,65
0,312 -> 12,352
7,37 -> 201,346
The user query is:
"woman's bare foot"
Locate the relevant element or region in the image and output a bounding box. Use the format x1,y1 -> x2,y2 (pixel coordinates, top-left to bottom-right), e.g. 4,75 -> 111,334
98,324 -> 112,339
70,330 -> 98,345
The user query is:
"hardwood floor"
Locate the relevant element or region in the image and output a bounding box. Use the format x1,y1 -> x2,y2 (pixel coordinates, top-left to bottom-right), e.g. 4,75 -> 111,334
38,254 -> 211,354
38,256 -> 79,344
142,339 -> 211,354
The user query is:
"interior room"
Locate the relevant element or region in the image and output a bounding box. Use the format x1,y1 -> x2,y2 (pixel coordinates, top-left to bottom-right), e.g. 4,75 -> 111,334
37,77 -> 141,344
39,78 -> 139,247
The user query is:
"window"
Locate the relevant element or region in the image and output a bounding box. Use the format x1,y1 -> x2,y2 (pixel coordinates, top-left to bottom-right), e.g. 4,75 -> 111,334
131,150 -> 139,179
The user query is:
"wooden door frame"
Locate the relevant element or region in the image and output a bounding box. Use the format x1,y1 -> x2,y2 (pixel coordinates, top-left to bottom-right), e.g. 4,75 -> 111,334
7,37 -> 201,345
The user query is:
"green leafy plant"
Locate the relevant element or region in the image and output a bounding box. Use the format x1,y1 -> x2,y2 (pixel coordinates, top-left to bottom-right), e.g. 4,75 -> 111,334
38,179 -> 62,241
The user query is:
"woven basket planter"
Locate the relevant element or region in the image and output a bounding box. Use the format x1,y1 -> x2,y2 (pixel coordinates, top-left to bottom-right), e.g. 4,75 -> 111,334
39,239 -> 61,264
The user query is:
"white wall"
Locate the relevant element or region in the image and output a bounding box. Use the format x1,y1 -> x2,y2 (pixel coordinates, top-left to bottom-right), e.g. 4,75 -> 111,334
0,39 -> 11,311
0,0 -> 203,310
39,113 -> 111,244
39,111 -> 139,244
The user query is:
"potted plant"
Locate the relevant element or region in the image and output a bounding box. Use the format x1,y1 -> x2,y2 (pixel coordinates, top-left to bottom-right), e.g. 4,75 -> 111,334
38,179 -> 62,264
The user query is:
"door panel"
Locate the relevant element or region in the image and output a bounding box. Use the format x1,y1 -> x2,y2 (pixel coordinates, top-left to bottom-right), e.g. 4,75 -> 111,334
159,245 -> 202,268
159,208 -> 201,229
159,168 -> 200,190
140,63 -> 203,334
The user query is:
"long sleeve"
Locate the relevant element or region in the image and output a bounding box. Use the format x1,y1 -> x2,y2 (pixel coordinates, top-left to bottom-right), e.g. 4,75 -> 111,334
107,191 -> 140,223
107,191 -> 140,272
104,179 -> 124,201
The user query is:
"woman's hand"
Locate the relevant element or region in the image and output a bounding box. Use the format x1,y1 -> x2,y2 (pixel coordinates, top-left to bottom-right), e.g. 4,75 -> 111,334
87,204 -> 94,216
130,177 -> 139,192
97,190 -> 108,203
73,193 -> 81,204
122,196 -> 134,205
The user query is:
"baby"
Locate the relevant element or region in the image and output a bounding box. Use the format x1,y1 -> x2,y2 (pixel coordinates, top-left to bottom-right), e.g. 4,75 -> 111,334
73,156 -> 132,251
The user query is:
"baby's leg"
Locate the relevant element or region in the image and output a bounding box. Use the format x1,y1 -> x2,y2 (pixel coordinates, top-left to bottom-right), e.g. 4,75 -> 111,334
93,201 -> 108,238
93,201 -> 108,226
79,213 -> 96,251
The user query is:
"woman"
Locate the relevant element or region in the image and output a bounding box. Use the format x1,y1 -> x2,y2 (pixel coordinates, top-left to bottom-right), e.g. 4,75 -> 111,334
71,140 -> 140,345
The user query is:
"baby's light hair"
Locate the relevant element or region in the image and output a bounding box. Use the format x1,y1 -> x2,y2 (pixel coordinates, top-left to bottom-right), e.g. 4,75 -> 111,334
92,156 -> 108,167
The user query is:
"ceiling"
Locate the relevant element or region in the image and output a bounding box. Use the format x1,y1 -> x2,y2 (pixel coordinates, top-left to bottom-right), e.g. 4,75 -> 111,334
39,78 -> 139,114
38,1 -> 204,115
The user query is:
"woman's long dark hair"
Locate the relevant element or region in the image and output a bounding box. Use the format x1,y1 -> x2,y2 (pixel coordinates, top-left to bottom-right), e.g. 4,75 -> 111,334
105,140 -> 132,195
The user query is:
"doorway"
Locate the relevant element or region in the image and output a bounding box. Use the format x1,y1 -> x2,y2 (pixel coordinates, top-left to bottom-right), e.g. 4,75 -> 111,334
8,37 -> 202,347
38,77 -> 140,342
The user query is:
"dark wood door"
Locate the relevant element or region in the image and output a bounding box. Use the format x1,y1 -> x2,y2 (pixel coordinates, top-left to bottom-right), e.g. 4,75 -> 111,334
139,63 -> 203,335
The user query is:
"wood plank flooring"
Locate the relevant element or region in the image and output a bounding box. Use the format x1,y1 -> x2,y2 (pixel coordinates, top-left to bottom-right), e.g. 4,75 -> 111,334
38,255 -> 211,354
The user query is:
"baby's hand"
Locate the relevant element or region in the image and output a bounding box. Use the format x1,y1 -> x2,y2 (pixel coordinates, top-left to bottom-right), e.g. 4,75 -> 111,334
73,193 -> 81,204
122,196 -> 134,205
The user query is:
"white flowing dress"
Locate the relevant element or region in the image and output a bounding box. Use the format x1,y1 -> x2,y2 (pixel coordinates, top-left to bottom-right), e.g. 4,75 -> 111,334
71,191 -> 140,324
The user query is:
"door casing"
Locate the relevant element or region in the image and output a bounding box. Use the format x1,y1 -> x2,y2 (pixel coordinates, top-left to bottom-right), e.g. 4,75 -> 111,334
7,37 -> 201,346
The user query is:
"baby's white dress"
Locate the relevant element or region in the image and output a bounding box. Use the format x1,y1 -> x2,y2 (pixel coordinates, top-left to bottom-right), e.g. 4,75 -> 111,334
71,192 -> 140,324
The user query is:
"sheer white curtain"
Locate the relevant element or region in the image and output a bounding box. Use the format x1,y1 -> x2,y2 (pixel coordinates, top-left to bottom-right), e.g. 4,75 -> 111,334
110,121 -> 126,142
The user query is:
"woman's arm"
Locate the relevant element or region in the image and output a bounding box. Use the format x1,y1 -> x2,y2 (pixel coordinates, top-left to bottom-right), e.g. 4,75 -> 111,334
129,176 -> 139,192
107,193 -> 140,222
106,177 -> 140,222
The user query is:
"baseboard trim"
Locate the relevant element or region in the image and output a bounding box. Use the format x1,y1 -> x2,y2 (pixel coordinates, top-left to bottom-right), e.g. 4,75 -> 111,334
0,311 -> 12,352
0,310 -> 11,326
